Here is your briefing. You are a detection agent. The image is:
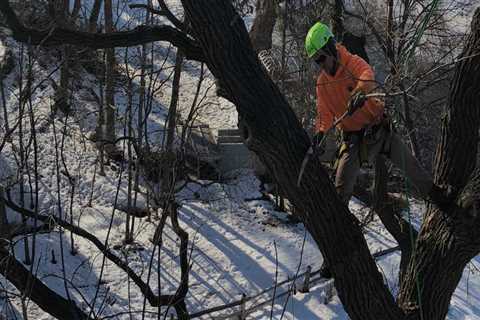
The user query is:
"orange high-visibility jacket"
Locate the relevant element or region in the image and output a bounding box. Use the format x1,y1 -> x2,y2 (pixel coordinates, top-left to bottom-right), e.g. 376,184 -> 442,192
316,44 -> 384,133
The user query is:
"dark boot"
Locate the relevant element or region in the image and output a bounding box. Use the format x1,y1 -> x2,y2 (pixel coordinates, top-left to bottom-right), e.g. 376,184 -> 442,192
319,261 -> 332,279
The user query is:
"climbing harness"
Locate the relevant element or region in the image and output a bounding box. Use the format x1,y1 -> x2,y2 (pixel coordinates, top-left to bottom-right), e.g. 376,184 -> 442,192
297,93 -> 385,187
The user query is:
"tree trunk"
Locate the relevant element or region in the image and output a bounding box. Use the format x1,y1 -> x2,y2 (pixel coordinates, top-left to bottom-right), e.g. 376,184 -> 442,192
165,51 -> 183,154
385,0 -> 421,160
88,0 -> 103,33
372,156 -> 416,285
56,46 -> 71,114
103,0 -> 118,157
397,9 -> 480,319
249,0 -> 277,52
53,0 -> 71,114
71,0 -> 81,20
161,49 -> 184,199
331,0 -> 345,41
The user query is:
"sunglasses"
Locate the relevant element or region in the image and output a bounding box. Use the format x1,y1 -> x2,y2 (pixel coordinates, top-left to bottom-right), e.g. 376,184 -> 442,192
315,54 -> 327,65
313,51 -> 329,65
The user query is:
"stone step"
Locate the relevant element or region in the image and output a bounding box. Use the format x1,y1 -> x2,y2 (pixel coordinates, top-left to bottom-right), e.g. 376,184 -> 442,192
217,135 -> 244,144
218,143 -> 252,174
218,129 -> 241,137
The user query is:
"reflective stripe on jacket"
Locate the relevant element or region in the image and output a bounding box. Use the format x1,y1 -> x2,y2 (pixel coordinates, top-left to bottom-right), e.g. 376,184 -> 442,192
315,44 -> 384,133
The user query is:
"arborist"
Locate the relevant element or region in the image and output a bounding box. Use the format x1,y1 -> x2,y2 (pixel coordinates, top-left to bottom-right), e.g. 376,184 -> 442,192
304,22 -> 454,278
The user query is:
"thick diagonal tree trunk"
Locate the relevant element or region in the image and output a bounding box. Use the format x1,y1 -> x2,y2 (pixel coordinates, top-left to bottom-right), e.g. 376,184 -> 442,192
0,247 -> 89,319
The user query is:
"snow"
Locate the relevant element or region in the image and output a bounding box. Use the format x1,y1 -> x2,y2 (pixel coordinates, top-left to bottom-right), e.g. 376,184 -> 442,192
0,1 -> 479,319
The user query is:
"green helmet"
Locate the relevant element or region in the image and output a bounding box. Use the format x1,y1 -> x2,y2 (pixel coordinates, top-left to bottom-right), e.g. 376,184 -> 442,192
305,22 -> 334,58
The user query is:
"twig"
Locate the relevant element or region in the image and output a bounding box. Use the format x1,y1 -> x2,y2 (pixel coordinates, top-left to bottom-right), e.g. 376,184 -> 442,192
4,192 -> 180,307
269,241 -> 278,319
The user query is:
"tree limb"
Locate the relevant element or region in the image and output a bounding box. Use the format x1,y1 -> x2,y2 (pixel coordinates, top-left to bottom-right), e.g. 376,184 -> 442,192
352,157 -> 417,284
372,156 -> 417,283
0,1 -> 204,62
0,247 -> 90,320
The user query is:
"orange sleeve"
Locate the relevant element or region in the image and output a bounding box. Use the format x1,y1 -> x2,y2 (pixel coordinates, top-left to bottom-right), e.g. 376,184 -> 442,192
348,54 -> 384,120
316,85 -> 334,133
349,54 -> 376,94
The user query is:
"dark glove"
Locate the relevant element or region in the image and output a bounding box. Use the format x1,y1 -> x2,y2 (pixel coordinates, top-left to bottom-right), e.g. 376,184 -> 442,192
347,91 -> 367,115
311,132 -> 325,156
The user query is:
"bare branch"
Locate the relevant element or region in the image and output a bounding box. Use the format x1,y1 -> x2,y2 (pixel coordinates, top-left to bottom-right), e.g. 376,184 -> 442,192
0,1 -> 204,61
130,1 -> 186,32
4,193 -> 181,307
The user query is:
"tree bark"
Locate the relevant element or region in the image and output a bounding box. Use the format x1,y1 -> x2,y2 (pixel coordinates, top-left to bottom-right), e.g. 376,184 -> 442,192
331,0 -> 345,41
88,0 -> 103,33
249,0 -> 277,52
397,9 -> 480,319
103,0 -> 117,155
53,0 -> 72,114
161,49 -> 183,197
373,156 -> 416,285
72,0 -> 82,20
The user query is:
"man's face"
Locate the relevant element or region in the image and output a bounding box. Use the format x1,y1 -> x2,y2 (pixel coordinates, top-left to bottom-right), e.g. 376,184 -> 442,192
312,49 -> 336,76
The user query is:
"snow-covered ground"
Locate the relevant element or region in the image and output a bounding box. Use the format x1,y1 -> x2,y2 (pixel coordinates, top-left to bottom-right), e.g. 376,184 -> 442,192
2,65 -> 480,318
0,1 -> 480,319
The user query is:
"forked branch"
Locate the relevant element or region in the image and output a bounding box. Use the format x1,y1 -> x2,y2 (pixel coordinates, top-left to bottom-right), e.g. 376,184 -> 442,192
0,1 -> 204,61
